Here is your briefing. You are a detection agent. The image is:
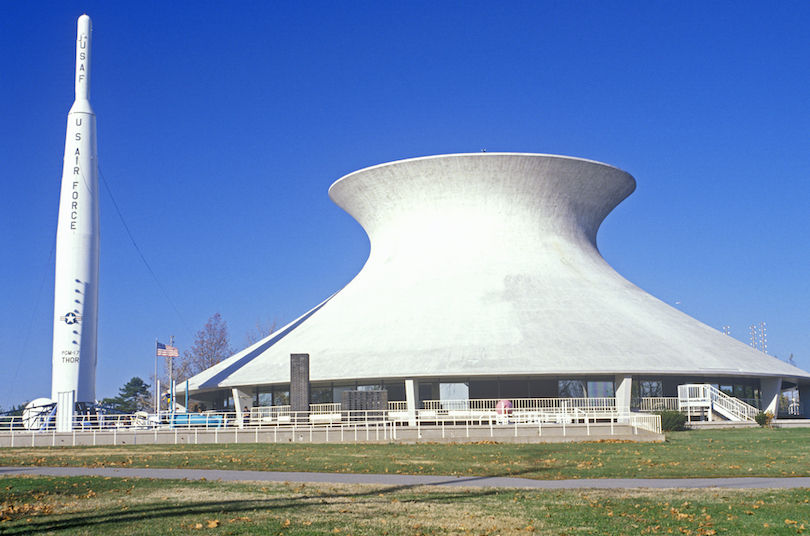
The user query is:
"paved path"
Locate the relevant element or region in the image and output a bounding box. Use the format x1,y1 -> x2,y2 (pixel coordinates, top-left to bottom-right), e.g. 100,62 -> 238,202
2,467 -> 809,489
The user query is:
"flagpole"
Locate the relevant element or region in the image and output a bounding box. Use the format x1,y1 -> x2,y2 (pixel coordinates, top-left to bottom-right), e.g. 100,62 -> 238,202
156,338 -> 178,415
154,339 -> 158,414
168,335 -> 174,414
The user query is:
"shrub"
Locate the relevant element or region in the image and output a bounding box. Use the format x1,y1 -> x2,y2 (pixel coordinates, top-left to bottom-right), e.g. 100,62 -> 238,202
655,410 -> 688,432
755,411 -> 774,427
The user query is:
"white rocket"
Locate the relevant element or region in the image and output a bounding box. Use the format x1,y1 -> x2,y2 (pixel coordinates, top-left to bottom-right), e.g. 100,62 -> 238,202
51,14 -> 99,405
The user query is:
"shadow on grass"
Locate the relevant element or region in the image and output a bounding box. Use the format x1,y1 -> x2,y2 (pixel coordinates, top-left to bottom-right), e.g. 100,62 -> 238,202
0,465 -> 552,534
3,489 -> 501,535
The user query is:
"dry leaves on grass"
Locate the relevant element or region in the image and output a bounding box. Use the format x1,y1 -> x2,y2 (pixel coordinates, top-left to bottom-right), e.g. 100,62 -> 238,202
0,502 -> 54,521
189,519 -> 220,530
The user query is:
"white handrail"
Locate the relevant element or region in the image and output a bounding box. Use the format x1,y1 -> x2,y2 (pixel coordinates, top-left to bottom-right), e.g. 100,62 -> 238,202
678,384 -> 758,421
422,397 -> 617,412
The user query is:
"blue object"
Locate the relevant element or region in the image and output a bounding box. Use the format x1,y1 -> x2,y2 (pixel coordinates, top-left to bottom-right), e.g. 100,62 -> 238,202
170,413 -> 223,428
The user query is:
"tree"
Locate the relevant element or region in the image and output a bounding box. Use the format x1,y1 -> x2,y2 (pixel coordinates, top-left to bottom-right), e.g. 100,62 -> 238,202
101,377 -> 151,413
178,312 -> 235,381
0,403 -> 28,417
244,317 -> 279,348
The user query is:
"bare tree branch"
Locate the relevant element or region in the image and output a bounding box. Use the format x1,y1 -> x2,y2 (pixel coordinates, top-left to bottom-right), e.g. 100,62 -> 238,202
244,317 -> 279,348
176,312 -> 235,382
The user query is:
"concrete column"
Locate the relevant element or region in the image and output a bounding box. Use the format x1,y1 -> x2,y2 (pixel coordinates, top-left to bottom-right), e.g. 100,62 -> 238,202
799,384 -> 810,418
614,375 -> 632,423
761,377 -> 782,416
405,378 -> 419,426
232,388 -> 253,429
290,353 -> 310,421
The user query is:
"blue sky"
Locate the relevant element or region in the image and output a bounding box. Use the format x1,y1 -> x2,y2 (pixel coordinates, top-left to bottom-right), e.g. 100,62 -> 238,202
2,1 -> 808,405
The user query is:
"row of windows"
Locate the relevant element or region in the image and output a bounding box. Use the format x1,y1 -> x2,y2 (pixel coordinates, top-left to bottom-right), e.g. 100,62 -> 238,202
207,377 -> 763,409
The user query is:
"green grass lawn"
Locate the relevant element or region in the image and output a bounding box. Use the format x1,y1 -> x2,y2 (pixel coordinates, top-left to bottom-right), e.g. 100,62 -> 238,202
1,428 -> 808,480
0,475 -> 808,535
1,428 -> 808,535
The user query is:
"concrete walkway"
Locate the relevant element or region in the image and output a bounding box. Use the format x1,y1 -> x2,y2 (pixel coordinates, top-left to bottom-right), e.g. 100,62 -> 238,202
2,466 -> 808,490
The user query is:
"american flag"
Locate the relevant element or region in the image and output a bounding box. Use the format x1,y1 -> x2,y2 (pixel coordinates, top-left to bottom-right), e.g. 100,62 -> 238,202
156,342 -> 179,357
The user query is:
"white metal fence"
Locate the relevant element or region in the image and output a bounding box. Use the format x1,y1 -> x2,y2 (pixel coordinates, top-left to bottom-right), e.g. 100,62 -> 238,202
0,412 -> 660,448
632,397 -> 678,412
0,398 -> 661,446
422,397 -> 617,412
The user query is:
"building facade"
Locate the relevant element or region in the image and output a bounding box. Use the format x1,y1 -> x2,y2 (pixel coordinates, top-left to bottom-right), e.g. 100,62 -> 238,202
180,154 -> 810,417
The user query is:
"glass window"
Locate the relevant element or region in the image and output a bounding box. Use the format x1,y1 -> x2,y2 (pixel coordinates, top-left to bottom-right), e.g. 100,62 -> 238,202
587,381 -> 615,398
332,386 -> 353,405
633,380 -> 663,398
439,383 -> 469,410
310,388 -> 332,404
357,384 -> 384,391
257,392 -> 273,406
558,380 -> 586,398
440,382 -> 469,400
273,390 -> 289,406
386,383 -> 406,401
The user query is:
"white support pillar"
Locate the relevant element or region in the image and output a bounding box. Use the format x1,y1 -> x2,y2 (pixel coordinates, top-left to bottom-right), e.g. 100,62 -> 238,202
614,375 -> 632,421
761,377 -> 782,416
232,388 -> 253,429
405,379 -> 419,427
799,384 -> 810,418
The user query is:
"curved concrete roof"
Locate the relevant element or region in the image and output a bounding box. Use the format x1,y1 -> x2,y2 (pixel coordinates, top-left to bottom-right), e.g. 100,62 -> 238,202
186,153 -> 810,393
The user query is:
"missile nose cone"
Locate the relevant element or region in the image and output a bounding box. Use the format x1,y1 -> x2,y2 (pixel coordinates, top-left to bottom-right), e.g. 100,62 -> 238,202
74,14 -> 92,103
77,14 -> 92,36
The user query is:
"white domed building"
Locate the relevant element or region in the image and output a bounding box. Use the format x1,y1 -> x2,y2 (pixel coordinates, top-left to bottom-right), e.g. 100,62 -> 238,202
180,153 -> 810,419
